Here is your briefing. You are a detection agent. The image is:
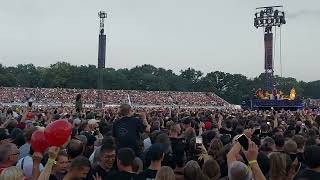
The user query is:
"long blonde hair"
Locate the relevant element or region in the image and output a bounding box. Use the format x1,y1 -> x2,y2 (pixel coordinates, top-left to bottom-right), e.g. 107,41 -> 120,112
0,166 -> 24,180
155,166 -> 175,180
269,152 -> 288,180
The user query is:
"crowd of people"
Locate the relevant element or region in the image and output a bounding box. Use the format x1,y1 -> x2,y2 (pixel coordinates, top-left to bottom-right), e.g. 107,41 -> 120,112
305,99 -> 320,109
0,87 -> 228,107
0,101 -> 320,180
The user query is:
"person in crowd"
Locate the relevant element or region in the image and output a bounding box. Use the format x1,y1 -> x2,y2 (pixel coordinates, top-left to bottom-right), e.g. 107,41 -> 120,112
110,147 -> 143,180
140,143 -> 165,179
0,143 -> 20,173
219,119 -> 236,138
292,135 -> 305,164
133,157 -> 144,174
0,166 -> 25,180
18,127 -> 37,159
113,104 -> 150,155
227,141 -> 266,180
184,160 -> 209,180
173,151 -> 186,180
259,137 -> 276,156
202,159 -> 221,180
208,138 -> 224,160
63,156 -> 91,180
155,166 -> 175,180
67,138 -> 84,160
274,135 -> 285,152
49,150 -> 69,180
294,145 -> 320,180
16,147 -> 44,180
91,142 -> 116,178
268,152 -> 291,180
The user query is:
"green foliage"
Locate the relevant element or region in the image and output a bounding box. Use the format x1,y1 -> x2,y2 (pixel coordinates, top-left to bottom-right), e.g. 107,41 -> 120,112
0,63 -> 319,104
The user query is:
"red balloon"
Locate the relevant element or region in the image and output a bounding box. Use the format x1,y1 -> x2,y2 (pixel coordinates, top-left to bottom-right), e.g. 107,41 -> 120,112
31,130 -> 49,153
44,119 -> 72,147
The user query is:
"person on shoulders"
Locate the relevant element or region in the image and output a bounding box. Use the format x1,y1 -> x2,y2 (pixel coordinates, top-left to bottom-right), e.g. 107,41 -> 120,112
113,104 -> 150,156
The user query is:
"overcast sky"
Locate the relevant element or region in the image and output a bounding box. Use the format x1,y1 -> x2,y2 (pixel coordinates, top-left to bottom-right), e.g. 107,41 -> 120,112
0,0 -> 319,82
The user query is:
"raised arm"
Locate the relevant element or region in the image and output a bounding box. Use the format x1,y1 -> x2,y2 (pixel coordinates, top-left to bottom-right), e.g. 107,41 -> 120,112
36,146 -> 60,180
244,141 -> 266,180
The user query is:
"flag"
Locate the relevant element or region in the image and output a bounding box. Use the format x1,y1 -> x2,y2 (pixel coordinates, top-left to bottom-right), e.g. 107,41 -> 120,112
127,94 -> 132,106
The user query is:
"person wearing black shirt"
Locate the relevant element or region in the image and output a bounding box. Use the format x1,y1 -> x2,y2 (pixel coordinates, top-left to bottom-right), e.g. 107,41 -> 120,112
109,148 -> 144,180
294,145 -> 320,180
113,104 -> 148,155
219,119 -> 236,138
90,143 -> 116,180
140,143 -> 164,180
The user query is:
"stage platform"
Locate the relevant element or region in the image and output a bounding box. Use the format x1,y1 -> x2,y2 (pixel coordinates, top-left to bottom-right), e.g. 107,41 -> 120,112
242,99 -> 303,111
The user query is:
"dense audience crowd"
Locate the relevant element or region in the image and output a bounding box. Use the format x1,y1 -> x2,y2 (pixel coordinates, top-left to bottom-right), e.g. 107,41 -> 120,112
305,99 -> 320,109
0,87 -> 228,106
0,101 -> 320,180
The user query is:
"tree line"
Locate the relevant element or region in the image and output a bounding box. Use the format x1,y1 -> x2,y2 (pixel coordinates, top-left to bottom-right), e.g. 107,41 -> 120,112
0,62 -> 319,104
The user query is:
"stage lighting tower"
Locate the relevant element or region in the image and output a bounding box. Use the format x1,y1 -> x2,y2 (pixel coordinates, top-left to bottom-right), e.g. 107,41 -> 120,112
254,6 -> 286,91
96,11 -> 107,109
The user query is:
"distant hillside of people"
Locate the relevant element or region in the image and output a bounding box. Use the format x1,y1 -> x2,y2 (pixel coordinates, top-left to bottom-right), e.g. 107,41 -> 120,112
0,62 -> 319,104
0,87 -> 229,107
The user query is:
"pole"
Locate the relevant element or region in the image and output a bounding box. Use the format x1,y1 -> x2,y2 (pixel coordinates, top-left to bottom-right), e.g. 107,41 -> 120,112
96,11 -> 107,109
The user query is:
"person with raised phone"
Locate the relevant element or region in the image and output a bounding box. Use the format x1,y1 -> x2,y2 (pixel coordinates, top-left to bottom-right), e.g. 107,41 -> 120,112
227,130 -> 266,180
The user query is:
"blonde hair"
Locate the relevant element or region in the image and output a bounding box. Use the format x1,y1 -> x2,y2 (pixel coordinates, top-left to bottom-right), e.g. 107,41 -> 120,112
184,160 -> 209,180
0,166 -> 24,180
155,166 -> 175,180
202,159 -> 221,180
208,138 -> 223,160
269,152 -> 288,180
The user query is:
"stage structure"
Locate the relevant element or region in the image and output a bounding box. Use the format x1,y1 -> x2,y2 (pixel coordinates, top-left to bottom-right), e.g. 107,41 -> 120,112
254,6 -> 286,91
96,11 -> 107,108
242,6 -> 303,110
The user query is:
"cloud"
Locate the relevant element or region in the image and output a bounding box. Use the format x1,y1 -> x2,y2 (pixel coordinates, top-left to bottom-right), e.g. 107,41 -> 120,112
287,9 -> 320,19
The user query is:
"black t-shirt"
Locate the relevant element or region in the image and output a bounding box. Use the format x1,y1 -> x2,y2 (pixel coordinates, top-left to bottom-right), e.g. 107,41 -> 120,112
219,128 -> 236,138
88,165 -> 115,180
49,175 -> 58,180
109,171 -> 144,180
296,152 -> 305,164
294,169 -> 320,180
139,169 -> 158,180
113,116 -> 145,155
49,173 -> 66,180
260,132 -> 272,138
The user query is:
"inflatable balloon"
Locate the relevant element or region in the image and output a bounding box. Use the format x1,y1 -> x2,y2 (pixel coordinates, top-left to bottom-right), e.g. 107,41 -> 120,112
44,119 -> 72,147
31,130 -> 49,153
